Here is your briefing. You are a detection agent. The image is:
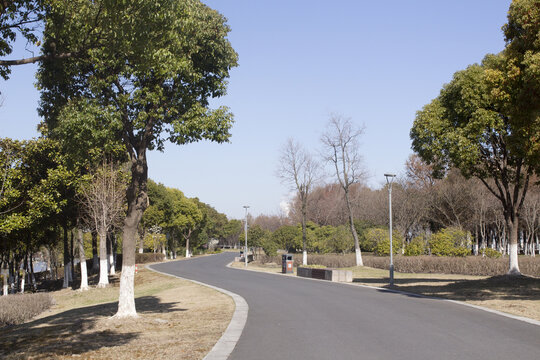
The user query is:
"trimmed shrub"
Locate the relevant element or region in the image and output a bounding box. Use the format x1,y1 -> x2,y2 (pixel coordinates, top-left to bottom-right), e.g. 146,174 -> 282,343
482,248 -> 502,258
0,293 -> 54,327
135,252 -> 165,264
452,247 -> 470,257
429,227 -> 471,256
299,264 -> 327,269
404,237 -> 427,256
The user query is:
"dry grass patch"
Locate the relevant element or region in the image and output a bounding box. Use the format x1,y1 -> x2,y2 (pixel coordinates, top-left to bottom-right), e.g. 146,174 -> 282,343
235,260 -> 540,321
0,267 -> 234,360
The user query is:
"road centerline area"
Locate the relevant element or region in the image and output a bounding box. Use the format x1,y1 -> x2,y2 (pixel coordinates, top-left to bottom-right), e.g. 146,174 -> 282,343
151,253 -> 540,360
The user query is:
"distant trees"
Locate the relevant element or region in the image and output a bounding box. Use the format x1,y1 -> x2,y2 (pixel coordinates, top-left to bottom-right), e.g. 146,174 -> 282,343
277,138 -> 319,265
78,161 -> 127,287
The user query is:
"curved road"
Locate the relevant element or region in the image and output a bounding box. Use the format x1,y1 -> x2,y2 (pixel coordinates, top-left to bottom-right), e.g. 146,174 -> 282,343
151,253 -> 539,360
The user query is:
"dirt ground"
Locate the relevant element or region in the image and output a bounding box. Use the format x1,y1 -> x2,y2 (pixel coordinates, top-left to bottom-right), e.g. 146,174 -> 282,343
0,267 -> 234,360
231,261 -> 540,321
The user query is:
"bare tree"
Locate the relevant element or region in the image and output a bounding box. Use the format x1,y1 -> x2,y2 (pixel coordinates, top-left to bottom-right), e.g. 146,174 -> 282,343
79,161 -> 127,288
321,114 -> 367,266
277,138 -> 319,265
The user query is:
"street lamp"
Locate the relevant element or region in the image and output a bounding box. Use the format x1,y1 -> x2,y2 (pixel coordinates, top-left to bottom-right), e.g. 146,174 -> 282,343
384,173 -> 396,286
243,206 -> 250,268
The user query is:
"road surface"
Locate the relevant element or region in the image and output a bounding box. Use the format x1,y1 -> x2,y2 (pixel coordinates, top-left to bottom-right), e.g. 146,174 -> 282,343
150,253 -> 540,360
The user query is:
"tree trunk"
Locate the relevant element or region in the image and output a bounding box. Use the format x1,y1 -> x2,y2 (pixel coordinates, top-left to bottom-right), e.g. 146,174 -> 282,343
115,150 -> 148,318
138,233 -> 144,253
92,231 -> 99,272
70,229 -> 75,286
344,190 -> 362,266
107,231 -> 115,275
78,227 -> 89,291
63,226 -> 71,288
97,227 -> 109,287
507,217 -> 520,275
301,202 -> 308,266
29,254 -> 36,291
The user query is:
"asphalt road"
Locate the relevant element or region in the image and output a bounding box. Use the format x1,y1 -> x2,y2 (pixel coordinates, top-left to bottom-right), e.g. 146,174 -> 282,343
150,253 -> 540,360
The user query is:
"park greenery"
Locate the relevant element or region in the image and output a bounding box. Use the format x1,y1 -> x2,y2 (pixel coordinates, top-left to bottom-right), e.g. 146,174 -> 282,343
0,0 -> 539,329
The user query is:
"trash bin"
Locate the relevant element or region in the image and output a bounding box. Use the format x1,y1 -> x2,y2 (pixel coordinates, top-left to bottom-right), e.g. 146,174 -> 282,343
282,254 -> 294,274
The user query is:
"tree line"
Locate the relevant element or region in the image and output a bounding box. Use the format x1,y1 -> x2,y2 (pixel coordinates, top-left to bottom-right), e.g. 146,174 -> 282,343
267,0 -> 539,276
0,136 -> 239,294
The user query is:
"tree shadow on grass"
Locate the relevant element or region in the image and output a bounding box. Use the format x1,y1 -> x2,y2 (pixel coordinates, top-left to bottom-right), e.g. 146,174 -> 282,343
368,275 -> 540,302
0,295 -> 186,359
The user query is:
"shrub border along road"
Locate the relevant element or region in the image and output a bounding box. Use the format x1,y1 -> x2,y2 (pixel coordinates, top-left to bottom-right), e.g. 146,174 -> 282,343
147,264 -> 249,360
229,262 -> 540,327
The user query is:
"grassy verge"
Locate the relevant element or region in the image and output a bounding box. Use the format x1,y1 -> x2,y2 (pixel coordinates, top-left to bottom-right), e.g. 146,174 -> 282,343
231,260 -> 540,321
0,266 -> 234,360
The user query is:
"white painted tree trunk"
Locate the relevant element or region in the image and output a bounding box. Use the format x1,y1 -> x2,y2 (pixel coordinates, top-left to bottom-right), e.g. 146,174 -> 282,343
115,264 -> 137,318
98,258 -> 109,288
20,271 -> 25,293
355,248 -> 363,267
302,250 -> 307,266
98,230 -> 109,287
186,248 -> 190,258
508,243 -> 520,275
78,228 -> 89,291
109,252 -> 115,275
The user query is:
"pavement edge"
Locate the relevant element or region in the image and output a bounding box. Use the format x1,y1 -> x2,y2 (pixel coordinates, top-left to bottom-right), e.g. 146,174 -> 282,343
147,263 -> 248,360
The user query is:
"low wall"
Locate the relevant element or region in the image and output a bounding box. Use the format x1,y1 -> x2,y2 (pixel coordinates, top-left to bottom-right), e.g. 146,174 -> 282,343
297,267 -> 352,282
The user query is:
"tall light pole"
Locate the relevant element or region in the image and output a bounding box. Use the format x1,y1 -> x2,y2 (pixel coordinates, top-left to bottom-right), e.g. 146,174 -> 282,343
243,206 -> 250,268
384,173 -> 396,286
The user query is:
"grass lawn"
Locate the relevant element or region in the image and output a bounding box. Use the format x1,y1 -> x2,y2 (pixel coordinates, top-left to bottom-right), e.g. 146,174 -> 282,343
0,265 -> 234,360
231,260 -> 540,321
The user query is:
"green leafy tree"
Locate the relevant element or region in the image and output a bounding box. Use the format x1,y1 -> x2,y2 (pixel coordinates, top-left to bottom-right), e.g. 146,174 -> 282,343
271,225 -> 301,253
38,0 -> 237,317
411,0 -> 539,274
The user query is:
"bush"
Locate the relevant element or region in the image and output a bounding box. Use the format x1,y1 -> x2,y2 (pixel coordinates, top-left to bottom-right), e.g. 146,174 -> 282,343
452,247 -> 470,257
0,293 -> 54,327
363,228 -> 403,256
404,237 -> 426,256
482,248 -> 502,258
135,252 -> 165,264
261,238 -> 278,256
375,237 -> 401,256
429,227 -> 471,256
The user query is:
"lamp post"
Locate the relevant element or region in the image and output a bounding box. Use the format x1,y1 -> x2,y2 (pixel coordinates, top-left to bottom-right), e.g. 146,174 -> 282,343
243,206 -> 249,268
384,173 -> 396,286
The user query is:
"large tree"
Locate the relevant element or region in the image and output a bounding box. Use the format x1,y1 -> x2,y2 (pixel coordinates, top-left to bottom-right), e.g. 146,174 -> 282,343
38,0 -> 237,317
410,1 -> 540,274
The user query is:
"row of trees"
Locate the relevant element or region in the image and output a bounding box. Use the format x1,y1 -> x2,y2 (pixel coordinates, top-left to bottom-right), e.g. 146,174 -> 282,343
0,137 -> 238,294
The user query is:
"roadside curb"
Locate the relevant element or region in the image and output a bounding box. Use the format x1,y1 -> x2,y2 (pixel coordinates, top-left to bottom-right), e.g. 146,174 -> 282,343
228,262 -> 540,327
147,263 -> 248,360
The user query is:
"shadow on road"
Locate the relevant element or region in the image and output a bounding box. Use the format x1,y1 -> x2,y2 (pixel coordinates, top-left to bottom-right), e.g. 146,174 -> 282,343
361,274 -> 540,302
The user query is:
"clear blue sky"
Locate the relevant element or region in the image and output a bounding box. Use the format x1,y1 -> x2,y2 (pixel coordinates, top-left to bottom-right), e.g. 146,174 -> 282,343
0,0 -> 511,219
